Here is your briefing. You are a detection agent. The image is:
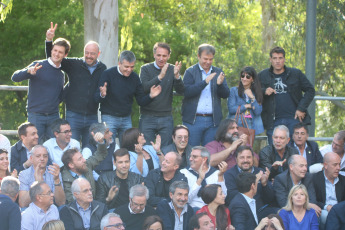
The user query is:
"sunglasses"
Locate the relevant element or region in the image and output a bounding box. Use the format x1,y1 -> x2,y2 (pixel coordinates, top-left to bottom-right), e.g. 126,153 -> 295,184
241,74 -> 252,79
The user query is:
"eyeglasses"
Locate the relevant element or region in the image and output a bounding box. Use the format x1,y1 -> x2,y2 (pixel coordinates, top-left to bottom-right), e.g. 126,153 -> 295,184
241,74 -> 252,79
190,155 -> 202,159
105,223 -> 126,229
130,198 -> 146,208
58,130 -> 72,134
176,135 -> 188,141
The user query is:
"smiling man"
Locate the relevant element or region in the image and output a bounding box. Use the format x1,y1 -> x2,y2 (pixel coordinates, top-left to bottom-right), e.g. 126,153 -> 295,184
12,36 -> 70,144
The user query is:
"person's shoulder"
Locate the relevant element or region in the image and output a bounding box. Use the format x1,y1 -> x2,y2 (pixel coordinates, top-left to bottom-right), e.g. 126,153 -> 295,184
260,144 -> 273,154
69,138 -> 81,147
43,138 -> 55,146
185,63 -> 199,72
258,68 -> 270,75
140,62 -> 155,69
230,86 -> 239,92
128,171 -> 143,179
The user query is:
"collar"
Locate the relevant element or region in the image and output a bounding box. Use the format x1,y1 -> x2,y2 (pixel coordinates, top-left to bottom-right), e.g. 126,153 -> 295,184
294,142 -> 308,151
69,170 -> 82,178
128,202 -> 145,214
188,166 -> 210,174
31,202 -> 52,214
198,63 -> 212,74
47,57 -> 61,68
323,171 -> 339,185
290,173 -> 302,186
117,66 -> 124,76
241,193 -> 255,204
83,59 -> 99,67
237,166 -> 255,173
169,201 -> 188,215
153,61 -> 161,70
76,201 -> 91,212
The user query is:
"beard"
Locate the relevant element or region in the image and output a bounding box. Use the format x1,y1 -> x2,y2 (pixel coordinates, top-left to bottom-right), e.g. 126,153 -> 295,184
76,164 -> 88,175
224,132 -> 239,143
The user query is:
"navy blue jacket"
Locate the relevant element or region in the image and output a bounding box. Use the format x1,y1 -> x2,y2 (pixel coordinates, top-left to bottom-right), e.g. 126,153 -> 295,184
10,141 -> 28,173
325,201 -> 345,230
229,193 -> 258,230
182,64 -> 229,126
289,140 -> 323,170
0,194 -> 21,230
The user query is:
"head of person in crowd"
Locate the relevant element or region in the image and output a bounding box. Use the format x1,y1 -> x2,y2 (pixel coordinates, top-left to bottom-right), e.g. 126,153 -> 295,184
236,171 -> 258,198
113,148 -> 130,178
51,119 -> 72,147
121,128 -> 145,152
0,149 -> 10,178
118,50 -> 136,77
292,123 -> 309,148
288,155 -> 307,182
153,42 -> 171,69
51,38 -> 71,65
235,145 -> 254,172
72,178 -> 93,208
62,148 -> 88,175
29,181 -> 54,211
0,176 -> 20,201
215,119 -> 239,144
89,123 -> 113,146
129,184 -> 149,214
269,46 -> 285,74
100,213 -> 125,230
84,41 -> 100,67
161,151 -> 181,175
323,152 -> 341,182
30,145 -> 49,170
331,130 -> 345,156
18,122 -> 38,150
189,212 -> 215,230
272,125 -> 290,151
282,184 -> 309,211
190,146 -> 210,171
172,125 -> 190,151
238,66 -> 263,104
197,44 -> 215,73
42,220 -> 66,230
169,180 -> 189,210
142,215 -> 164,230
257,214 -> 285,230
200,184 -> 228,230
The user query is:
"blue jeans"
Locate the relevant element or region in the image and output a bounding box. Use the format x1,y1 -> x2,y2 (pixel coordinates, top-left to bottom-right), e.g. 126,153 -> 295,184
139,114 -> 173,148
28,112 -> 59,144
101,114 -> 132,146
66,111 -> 98,148
183,116 -> 218,147
266,118 -> 300,145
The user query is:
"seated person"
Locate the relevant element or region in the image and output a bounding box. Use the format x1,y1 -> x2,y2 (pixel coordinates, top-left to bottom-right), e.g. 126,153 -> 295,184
224,145 -> 277,220
18,145 -> 65,208
82,122 -> 119,180
162,125 -> 193,169
96,148 -> 144,210
21,182 -> 60,230
229,172 -> 259,230
325,200 -> 345,230
44,119 -> 80,167
60,178 -> 108,230
255,214 -> 285,230
121,128 -> 163,177
0,123 -> 11,168
290,123 -> 323,171
10,122 -> 39,173
259,125 -> 298,179
142,215 -> 164,230
157,181 -> 194,230
206,119 -> 258,170
189,212 -> 215,230
0,149 -> 16,184
100,213 -> 125,230
144,151 -> 187,207
115,184 -> 156,230
320,130 -> 345,176
313,152 -> 345,229
180,146 -> 227,209
278,184 -> 319,230
273,155 -> 320,215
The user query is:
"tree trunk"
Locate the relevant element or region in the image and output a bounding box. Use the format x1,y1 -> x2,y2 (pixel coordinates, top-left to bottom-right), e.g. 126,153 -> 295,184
260,0 -> 276,54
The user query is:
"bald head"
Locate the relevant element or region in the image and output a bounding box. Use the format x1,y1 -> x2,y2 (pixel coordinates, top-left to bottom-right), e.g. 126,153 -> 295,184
84,41 -> 100,66
324,152 -> 341,181
324,152 -> 341,164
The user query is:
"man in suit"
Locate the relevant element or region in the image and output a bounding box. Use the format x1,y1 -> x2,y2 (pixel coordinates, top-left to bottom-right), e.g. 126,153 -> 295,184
273,155 -> 321,215
325,201 -> 345,230
229,172 -> 259,230
224,146 -> 277,220
313,152 -> 345,229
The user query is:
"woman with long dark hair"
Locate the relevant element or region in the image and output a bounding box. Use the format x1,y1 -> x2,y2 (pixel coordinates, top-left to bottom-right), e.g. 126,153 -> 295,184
121,128 -> 163,177
0,149 -> 16,183
196,184 -> 234,230
227,66 -> 264,134
142,215 -> 164,230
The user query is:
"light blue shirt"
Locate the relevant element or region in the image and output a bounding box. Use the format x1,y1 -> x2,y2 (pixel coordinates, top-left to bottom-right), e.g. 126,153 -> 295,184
129,145 -> 160,177
76,202 -> 91,229
169,201 -> 188,230
154,61 -> 161,70
196,64 -> 213,114
21,202 -> 59,230
84,60 -> 98,74
241,193 -> 258,224
294,142 -> 308,160
323,171 -> 339,209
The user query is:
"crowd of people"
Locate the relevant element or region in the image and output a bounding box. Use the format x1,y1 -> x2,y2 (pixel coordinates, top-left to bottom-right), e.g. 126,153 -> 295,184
0,22 -> 344,230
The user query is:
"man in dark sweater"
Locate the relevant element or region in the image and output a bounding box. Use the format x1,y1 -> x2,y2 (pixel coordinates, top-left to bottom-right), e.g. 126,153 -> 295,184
114,184 -> 156,230
95,50 -> 161,145
139,42 -> 184,147
46,22 -> 107,148
12,37 -> 70,143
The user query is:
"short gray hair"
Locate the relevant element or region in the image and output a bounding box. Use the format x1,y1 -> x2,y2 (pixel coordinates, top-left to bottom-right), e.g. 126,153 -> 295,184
29,181 -> 45,202
71,178 -> 89,200
129,184 -> 149,200
169,180 -> 189,194
192,146 -> 210,165
273,125 -> 289,139
119,50 -> 136,64
31,145 -> 48,156
100,213 -> 121,230
1,176 -> 20,198
198,44 -> 215,56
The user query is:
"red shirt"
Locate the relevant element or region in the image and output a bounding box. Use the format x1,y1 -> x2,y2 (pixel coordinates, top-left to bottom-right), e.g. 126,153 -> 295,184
196,205 -> 231,230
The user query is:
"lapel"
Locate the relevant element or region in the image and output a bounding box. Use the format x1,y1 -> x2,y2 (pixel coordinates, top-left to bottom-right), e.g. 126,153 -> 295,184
238,193 -> 257,225
305,143 -> 312,166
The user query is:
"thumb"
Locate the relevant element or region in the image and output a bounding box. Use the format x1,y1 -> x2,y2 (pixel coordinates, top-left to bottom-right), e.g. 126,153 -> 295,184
104,82 -> 107,87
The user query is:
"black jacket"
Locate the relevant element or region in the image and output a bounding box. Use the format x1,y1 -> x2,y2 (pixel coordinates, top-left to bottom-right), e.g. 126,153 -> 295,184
229,193 -> 258,230
59,200 -> 108,230
289,140 -> 323,170
258,66 -> 315,130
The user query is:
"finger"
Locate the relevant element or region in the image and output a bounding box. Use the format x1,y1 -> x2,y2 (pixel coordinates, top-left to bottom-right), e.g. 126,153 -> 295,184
150,141 -> 154,146
104,82 -> 107,87
53,23 -> 57,31
91,131 -> 94,137
35,65 -> 43,71
50,22 -> 54,30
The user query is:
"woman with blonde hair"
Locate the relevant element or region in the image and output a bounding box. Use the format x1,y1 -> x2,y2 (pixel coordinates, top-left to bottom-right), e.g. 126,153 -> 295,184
42,220 -> 65,230
278,184 -> 318,230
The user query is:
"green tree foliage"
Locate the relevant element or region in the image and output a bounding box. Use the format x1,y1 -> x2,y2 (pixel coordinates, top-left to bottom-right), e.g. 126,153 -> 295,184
0,0 -> 13,22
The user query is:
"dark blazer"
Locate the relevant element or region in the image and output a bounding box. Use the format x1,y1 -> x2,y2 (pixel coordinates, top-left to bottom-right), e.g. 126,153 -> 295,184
313,171 -> 345,209
290,140 -> 323,170
10,140 -> 28,173
325,201 -> 345,230
273,170 -> 316,207
229,193 -> 258,230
